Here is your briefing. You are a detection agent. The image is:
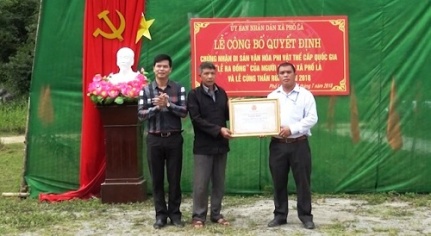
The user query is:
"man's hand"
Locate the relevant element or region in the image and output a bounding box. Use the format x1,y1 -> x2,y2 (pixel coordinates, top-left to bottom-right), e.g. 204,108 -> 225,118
279,126 -> 292,138
220,127 -> 232,139
152,93 -> 170,108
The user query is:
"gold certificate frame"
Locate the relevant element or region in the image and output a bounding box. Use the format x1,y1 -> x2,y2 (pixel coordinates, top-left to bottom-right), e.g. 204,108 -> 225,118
229,98 -> 280,137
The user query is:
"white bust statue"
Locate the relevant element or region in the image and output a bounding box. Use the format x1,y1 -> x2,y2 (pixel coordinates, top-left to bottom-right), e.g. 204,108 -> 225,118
109,47 -> 140,84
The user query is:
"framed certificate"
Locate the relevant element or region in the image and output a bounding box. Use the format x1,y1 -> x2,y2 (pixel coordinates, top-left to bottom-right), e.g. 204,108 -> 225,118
229,98 -> 280,137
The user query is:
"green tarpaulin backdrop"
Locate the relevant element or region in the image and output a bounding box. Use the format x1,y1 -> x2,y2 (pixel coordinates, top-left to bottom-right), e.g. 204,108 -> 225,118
25,0 -> 431,198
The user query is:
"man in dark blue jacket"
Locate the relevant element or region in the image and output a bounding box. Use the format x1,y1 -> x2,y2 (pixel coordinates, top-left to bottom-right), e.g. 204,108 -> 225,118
187,61 -> 232,228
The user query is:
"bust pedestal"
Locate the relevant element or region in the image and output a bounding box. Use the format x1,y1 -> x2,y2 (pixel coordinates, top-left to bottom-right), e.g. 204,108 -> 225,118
97,104 -> 147,203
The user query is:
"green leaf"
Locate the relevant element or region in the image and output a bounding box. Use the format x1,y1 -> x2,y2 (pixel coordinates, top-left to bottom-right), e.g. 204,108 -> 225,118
124,97 -> 136,102
96,96 -> 104,103
90,95 -> 98,103
114,97 -> 124,104
104,97 -> 114,104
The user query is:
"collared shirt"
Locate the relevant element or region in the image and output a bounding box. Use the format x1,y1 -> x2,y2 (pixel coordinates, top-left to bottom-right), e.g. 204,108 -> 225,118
137,80 -> 187,133
267,84 -> 318,138
202,84 -> 219,102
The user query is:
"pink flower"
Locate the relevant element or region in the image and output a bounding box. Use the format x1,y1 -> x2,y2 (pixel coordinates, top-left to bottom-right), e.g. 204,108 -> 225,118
93,74 -> 103,82
88,81 -> 102,95
101,80 -> 113,90
99,87 -> 109,98
136,73 -> 145,81
120,85 -> 132,97
128,80 -> 140,88
87,70 -> 148,104
108,89 -> 120,98
117,83 -> 128,93
127,88 -> 139,98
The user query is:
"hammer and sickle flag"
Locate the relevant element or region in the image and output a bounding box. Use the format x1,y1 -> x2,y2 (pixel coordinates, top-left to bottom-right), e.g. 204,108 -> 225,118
93,10 -> 126,41
39,0 -> 146,202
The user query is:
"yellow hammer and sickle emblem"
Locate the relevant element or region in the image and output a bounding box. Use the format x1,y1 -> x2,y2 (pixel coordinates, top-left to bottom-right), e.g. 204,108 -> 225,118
93,10 -> 126,41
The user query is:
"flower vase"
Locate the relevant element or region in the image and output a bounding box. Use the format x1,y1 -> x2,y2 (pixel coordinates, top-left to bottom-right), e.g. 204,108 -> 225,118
96,104 -> 147,203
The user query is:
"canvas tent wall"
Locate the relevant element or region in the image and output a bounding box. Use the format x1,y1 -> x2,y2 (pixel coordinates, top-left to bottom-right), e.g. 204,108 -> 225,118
25,0 -> 431,198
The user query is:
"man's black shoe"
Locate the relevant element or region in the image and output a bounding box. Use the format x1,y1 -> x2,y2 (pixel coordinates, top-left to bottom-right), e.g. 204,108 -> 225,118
171,219 -> 185,228
153,219 -> 167,229
303,221 -> 315,229
267,219 -> 287,227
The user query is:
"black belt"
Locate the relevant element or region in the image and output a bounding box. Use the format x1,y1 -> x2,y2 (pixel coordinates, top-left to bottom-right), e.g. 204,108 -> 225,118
271,135 -> 307,144
149,131 -> 182,138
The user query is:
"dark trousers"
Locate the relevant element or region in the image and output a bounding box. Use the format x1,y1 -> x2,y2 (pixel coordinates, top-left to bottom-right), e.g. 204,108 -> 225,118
269,139 -> 313,223
147,133 -> 183,221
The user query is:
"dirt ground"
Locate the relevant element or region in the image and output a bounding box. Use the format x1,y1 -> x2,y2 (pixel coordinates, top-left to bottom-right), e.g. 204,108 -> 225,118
5,135 -> 430,235
65,197 -> 431,236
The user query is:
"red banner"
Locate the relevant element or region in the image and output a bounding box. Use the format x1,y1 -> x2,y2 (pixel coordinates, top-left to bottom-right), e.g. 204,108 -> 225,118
190,16 -> 349,96
40,0 -> 145,201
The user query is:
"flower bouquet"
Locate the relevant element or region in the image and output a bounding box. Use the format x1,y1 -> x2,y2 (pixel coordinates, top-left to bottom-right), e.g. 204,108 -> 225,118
87,69 -> 148,105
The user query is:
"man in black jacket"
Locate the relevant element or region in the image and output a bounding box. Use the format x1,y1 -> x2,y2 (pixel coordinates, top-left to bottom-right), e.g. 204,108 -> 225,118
187,61 -> 232,228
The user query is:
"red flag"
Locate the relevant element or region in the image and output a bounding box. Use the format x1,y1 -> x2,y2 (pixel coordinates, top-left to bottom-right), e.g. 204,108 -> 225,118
40,0 -> 145,201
